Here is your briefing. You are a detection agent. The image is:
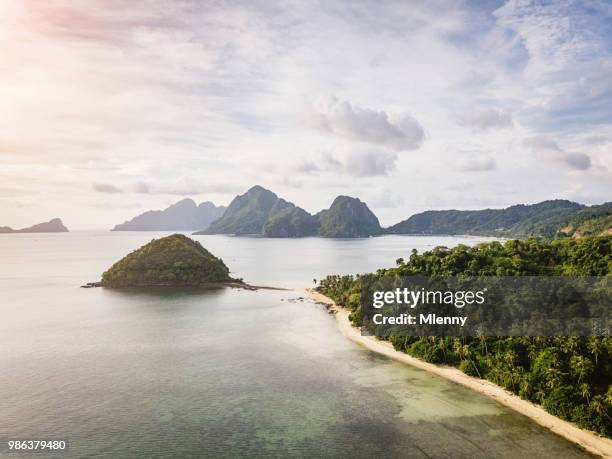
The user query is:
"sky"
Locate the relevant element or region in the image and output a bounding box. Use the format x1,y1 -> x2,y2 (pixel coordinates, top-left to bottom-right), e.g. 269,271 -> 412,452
1,0 -> 611,229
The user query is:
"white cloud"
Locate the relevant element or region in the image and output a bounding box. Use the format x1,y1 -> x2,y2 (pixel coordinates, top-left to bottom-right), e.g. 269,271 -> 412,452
452,155 -> 496,172
93,183 -> 122,193
366,189 -> 405,208
589,140 -> 612,178
306,149 -> 398,177
311,97 -> 425,151
456,108 -> 513,131
130,180 -> 244,196
343,150 -> 398,177
0,0 -> 610,228
524,136 -> 591,170
493,0 -> 612,127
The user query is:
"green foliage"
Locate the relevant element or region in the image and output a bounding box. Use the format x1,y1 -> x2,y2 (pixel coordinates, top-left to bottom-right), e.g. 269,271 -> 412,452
558,203 -> 612,238
392,237 -> 611,276
101,234 -> 232,287
200,186 -> 382,238
458,359 -> 481,377
317,236 -> 612,436
316,196 -> 383,238
387,200 -> 611,238
263,206 -> 319,237
570,215 -> 612,238
201,185 -> 281,235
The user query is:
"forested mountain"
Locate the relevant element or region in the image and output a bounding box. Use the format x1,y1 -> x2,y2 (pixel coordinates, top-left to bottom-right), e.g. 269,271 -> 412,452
112,199 -> 226,231
196,186 -> 382,238
317,236 -> 612,437
316,196 -> 383,237
262,206 -> 319,237
0,218 -> 68,233
387,200 -> 594,237
197,186 -> 307,235
558,202 -> 612,238
136,187 -> 609,239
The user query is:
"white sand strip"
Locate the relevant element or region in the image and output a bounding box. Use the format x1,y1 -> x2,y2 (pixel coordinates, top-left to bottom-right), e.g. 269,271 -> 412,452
306,289 -> 612,458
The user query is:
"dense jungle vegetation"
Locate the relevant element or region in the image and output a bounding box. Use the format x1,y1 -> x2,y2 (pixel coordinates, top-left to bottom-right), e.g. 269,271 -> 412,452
317,236 -> 612,436
101,234 -> 232,287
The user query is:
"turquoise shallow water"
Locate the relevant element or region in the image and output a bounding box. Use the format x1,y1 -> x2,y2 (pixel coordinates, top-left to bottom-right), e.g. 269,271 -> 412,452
0,232 -> 593,458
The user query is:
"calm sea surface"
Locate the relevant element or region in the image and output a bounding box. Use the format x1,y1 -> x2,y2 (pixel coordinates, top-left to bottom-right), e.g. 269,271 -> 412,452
0,232 -> 592,458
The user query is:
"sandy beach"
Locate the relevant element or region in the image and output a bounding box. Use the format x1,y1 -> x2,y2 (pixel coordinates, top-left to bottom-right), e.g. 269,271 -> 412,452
306,289 -> 612,458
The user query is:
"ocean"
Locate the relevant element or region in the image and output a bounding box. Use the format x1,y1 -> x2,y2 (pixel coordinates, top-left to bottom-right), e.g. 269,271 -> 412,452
0,232 -> 592,458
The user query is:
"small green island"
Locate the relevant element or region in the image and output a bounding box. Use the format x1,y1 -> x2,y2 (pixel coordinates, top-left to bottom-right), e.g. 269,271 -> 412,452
100,234 -> 240,288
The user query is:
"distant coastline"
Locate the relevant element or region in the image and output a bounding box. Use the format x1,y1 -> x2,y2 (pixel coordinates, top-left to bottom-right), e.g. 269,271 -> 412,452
306,289 -> 612,458
110,185 -> 611,239
0,218 -> 68,234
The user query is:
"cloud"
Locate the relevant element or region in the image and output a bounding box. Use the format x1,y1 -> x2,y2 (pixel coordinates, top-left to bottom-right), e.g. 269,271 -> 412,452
493,0 -> 612,130
563,152 -> 592,171
1,1 -> 610,228
132,182 -> 150,193
343,150 -> 397,177
321,152 -> 343,170
310,149 -> 398,177
94,180 -> 242,196
452,155 -> 496,172
312,97 -> 425,151
0,187 -> 40,197
524,136 -> 591,170
586,140 -> 612,178
456,108 -> 512,131
560,181 -> 612,206
366,189 -> 405,208
93,182 -> 123,193
131,181 -> 242,196
295,161 -> 320,175
92,202 -> 142,210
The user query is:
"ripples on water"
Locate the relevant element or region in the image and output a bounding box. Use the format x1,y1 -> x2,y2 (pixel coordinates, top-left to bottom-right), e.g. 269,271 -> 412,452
0,232 -> 592,457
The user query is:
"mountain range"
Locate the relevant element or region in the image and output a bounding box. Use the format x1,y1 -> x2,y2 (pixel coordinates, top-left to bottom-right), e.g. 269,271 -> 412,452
388,200 -> 612,238
112,199 -> 226,231
194,185 -> 383,237
112,186 -> 611,239
0,218 -> 68,233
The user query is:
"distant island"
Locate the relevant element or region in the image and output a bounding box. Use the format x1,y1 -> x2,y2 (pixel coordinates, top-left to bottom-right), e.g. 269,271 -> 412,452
101,234 -> 240,288
194,185 -> 610,239
107,184 -> 611,239
194,185 -> 383,238
388,200 -> 612,238
112,199 -> 226,231
0,218 -> 68,234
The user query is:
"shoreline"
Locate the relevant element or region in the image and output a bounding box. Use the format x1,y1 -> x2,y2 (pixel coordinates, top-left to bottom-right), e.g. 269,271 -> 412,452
80,280 -> 289,291
305,289 -> 612,458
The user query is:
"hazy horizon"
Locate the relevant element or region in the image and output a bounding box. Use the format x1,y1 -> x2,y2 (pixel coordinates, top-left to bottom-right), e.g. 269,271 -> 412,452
2,0 -> 611,230
5,190 -> 609,231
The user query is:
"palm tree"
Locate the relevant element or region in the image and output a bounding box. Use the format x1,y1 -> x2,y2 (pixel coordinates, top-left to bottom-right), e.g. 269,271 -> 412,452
587,337 -> 603,366
579,383 -> 591,402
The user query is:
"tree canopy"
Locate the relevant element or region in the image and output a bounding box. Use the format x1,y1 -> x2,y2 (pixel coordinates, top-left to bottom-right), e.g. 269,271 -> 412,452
101,234 -> 232,287
318,236 -> 612,436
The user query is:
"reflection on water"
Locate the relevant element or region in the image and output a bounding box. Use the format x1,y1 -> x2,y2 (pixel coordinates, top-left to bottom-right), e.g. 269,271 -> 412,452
0,232 -> 592,457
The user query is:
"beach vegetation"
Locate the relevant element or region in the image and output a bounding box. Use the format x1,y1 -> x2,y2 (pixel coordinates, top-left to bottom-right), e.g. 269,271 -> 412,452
317,236 -> 612,436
